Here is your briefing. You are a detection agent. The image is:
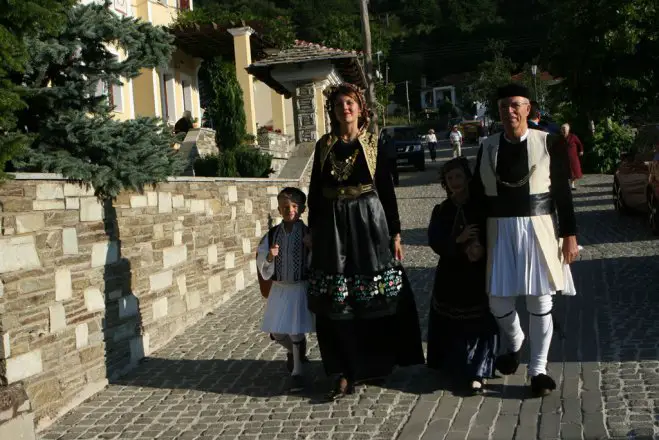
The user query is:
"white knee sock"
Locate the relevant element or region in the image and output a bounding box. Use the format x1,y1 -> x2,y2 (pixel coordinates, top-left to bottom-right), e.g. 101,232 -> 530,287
526,295 -> 553,377
489,296 -> 525,353
272,333 -> 292,352
289,334 -> 305,376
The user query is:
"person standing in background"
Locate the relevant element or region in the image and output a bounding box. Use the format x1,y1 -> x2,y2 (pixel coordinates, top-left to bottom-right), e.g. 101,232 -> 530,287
557,123 -> 585,190
477,120 -> 489,148
174,110 -> 194,135
427,129 -> 438,162
449,125 -> 463,158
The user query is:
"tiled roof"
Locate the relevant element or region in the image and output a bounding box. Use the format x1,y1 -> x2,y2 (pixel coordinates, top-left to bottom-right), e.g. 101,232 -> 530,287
247,40 -> 366,98
251,40 -> 361,67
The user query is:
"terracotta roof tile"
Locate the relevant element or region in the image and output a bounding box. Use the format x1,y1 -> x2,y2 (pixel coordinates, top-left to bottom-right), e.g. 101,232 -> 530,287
252,40 -> 361,67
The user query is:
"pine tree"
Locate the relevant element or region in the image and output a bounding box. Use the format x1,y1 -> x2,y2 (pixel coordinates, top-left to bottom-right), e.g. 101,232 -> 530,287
201,57 -> 247,151
11,1 -> 184,198
0,0 -> 76,182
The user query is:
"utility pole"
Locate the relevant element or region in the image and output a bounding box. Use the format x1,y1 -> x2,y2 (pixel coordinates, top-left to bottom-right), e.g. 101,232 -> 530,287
359,0 -> 378,133
405,80 -> 411,124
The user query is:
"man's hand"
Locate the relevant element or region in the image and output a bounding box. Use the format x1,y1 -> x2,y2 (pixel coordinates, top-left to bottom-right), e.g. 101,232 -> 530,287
562,235 -> 579,264
393,234 -> 404,261
267,244 -> 279,262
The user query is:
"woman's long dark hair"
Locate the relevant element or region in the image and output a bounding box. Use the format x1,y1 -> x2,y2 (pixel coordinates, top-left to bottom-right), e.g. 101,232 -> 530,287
439,157 -> 472,196
324,83 -> 372,136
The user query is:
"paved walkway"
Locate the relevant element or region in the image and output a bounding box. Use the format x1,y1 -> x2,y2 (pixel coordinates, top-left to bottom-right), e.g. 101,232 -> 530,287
40,145 -> 659,440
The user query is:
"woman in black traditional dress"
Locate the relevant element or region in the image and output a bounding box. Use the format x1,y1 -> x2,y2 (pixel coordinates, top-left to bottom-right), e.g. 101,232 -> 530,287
426,158 -> 498,393
307,83 -> 424,400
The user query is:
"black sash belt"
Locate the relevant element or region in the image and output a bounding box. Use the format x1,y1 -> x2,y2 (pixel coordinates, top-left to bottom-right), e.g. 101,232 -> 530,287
487,192 -> 554,217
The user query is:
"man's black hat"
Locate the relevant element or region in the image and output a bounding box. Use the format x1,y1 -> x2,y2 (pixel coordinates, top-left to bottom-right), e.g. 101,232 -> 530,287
496,83 -> 531,100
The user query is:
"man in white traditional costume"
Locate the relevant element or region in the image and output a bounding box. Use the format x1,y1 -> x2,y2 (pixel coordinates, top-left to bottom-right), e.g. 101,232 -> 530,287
472,83 -> 579,397
257,187 -> 315,393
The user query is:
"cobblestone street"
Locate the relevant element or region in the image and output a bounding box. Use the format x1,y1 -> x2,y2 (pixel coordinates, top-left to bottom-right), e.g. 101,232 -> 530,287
40,144 -> 659,440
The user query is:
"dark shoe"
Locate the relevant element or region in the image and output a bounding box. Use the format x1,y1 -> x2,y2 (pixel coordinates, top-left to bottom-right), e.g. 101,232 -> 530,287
360,376 -> 386,386
530,374 -> 556,397
326,376 -> 354,401
495,350 -> 521,375
469,377 -> 484,394
288,375 -> 305,393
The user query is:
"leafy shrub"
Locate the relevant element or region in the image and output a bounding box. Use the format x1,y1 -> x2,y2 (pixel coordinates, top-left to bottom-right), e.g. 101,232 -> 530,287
234,147 -> 273,178
193,147 -> 273,178
193,154 -> 220,177
585,120 -> 635,174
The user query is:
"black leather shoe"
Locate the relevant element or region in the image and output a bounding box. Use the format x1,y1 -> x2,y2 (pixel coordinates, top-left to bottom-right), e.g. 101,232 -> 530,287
326,376 -> 354,401
530,374 -> 556,397
289,375 -> 305,393
495,350 -> 521,375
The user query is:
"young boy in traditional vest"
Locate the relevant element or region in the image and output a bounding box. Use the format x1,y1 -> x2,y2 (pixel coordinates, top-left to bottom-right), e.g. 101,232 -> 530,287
256,187 -> 314,392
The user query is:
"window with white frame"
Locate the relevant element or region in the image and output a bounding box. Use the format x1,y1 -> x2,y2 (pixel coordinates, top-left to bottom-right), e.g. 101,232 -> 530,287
111,83 -> 124,113
181,76 -> 193,113
94,80 -> 124,113
160,73 -> 176,123
112,0 -> 129,15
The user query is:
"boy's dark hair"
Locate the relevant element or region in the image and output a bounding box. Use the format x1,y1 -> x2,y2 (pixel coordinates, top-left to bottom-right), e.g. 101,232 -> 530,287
439,157 -> 472,195
278,187 -> 307,206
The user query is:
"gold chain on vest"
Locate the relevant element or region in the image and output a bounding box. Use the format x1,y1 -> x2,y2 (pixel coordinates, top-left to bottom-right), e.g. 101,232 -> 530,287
487,145 -> 537,188
329,148 -> 360,182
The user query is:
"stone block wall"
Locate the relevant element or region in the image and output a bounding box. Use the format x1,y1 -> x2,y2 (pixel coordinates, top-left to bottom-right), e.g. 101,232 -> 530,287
257,131 -> 297,176
293,83 -> 317,145
177,128 -> 220,176
0,173 -> 306,428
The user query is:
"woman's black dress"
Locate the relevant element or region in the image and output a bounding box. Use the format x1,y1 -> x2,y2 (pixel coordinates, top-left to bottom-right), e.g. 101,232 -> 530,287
307,134 -> 424,382
426,198 -> 498,380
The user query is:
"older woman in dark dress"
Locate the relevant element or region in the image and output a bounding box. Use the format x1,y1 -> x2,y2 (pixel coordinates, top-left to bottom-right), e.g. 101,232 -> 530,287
427,158 -> 498,393
307,83 -> 424,400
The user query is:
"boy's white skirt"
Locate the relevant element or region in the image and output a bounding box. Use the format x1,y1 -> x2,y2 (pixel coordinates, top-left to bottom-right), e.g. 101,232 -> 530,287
261,281 -> 315,334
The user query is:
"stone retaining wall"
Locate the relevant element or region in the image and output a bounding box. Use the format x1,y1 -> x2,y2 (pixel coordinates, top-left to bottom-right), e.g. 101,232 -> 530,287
257,131 -> 296,177
0,173 -> 308,429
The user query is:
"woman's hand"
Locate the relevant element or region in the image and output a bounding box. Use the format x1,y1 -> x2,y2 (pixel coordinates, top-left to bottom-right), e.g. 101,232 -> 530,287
393,234 -> 404,261
456,224 -> 479,244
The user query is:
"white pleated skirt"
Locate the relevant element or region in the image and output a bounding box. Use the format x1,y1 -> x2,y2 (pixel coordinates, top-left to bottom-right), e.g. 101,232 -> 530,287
489,217 -> 576,297
261,281 -> 315,334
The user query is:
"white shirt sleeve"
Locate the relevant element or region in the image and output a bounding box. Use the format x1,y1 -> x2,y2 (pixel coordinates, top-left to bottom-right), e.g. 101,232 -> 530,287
256,234 -> 274,280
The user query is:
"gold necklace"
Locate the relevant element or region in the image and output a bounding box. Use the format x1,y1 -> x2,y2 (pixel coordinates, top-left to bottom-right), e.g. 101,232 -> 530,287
329,148 -> 360,182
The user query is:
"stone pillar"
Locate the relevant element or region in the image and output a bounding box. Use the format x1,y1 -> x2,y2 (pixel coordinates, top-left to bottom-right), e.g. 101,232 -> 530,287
228,27 -> 257,137
271,89 -> 288,134
293,83 -> 317,144
314,82 -> 328,137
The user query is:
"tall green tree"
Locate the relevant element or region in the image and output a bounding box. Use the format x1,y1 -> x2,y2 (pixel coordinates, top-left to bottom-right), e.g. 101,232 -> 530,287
545,0 -> 659,122
0,0 -> 76,181
197,57 -> 273,178
200,57 -> 247,151
11,1 -> 183,198
461,40 -> 516,119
